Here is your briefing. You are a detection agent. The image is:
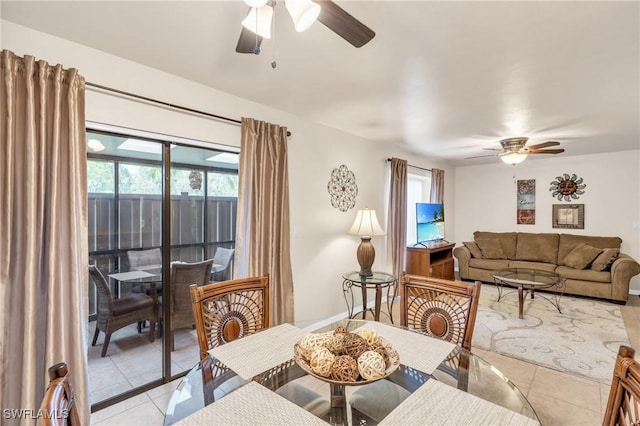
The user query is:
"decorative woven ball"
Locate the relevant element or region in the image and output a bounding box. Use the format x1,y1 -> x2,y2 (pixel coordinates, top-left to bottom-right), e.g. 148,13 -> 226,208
299,332 -> 333,360
327,333 -> 346,354
333,326 -> 349,335
310,347 -> 336,378
357,350 -> 386,380
342,333 -> 369,359
368,343 -> 390,366
331,355 -> 359,382
356,328 -> 380,346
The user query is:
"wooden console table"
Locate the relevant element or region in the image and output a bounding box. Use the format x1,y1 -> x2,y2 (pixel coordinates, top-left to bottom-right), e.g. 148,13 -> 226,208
405,242 -> 455,280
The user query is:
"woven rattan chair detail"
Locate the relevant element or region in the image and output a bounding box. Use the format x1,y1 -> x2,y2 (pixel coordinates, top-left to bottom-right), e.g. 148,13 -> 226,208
190,274 -> 269,361
89,265 -> 157,357
167,259 -> 214,350
126,248 -> 161,269
211,247 -> 235,281
37,362 -> 81,426
603,345 -> 640,426
350,273 -> 481,425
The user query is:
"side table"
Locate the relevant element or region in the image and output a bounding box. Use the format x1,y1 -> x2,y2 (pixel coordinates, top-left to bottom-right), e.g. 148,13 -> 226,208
342,271 -> 398,323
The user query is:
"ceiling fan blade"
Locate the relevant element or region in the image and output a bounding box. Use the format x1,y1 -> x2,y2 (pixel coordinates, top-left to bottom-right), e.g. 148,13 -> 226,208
529,149 -> 565,155
527,141 -> 561,150
465,154 -> 497,159
236,26 -> 263,54
316,0 -> 375,48
482,148 -> 502,151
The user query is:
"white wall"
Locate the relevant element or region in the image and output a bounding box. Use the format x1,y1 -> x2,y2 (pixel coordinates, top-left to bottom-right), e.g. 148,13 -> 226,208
2,20 -> 455,326
454,150 -> 640,293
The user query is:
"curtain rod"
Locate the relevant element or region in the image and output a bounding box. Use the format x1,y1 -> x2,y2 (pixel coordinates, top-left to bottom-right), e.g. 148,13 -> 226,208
386,158 -> 432,172
85,82 -> 292,137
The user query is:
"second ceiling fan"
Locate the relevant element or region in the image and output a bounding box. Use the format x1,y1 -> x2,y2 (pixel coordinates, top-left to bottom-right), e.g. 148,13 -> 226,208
236,0 -> 375,55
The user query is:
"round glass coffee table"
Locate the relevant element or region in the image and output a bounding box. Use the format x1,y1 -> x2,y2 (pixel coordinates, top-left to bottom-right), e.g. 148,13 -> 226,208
492,268 -> 565,319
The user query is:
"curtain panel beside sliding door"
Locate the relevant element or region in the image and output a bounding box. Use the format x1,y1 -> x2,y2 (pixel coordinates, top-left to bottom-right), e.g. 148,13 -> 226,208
0,50 -> 89,424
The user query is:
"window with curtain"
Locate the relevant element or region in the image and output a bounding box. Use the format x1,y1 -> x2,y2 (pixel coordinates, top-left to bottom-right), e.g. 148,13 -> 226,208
406,172 -> 431,245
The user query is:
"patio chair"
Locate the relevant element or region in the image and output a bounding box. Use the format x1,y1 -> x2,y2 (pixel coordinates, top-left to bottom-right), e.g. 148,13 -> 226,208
89,265 -> 157,357
349,273 -> 482,424
603,345 -> 640,426
190,275 -> 330,417
37,362 -> 81,426
126,248 -> 162,270
211,247 -> 235,281
166,259 -> 213,351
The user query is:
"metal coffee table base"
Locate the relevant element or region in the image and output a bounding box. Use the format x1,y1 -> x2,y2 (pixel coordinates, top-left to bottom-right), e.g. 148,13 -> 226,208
496,283 -> 564,319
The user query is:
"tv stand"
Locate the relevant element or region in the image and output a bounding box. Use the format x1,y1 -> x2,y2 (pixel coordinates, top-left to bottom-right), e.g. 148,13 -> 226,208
413,239 -> 449,248
405,242 -> 455,280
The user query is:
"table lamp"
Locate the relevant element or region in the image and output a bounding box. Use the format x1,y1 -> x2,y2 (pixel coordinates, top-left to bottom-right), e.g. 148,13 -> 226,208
348,208 -> 385,277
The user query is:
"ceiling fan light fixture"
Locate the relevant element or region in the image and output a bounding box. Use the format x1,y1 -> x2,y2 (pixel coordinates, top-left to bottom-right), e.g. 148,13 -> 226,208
500,152 -> 528,165
285,0 -> 321,32
242,5 -> 273,39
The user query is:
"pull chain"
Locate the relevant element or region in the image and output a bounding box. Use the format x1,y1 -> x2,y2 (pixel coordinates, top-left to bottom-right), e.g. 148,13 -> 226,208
270,0 -> 277,68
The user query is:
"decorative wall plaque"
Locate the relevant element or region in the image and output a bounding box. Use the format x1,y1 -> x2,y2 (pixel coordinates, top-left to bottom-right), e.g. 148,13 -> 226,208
517,179 -> 535,224
327,164 -> 358,212
549,174 -> 586,201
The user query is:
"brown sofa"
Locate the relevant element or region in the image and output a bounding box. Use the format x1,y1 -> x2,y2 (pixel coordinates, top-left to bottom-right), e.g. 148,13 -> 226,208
454,231 -> 640,304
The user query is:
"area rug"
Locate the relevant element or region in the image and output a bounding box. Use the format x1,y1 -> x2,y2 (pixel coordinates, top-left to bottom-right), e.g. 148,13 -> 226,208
472,284 -> 630,384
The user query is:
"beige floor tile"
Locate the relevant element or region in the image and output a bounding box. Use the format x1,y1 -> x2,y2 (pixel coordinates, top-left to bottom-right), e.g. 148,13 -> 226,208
90,393 -> 151,424
92,400 -> 165,426
473,348 -> 537,396
530,366 -> 601,410
527,389 -> 602,426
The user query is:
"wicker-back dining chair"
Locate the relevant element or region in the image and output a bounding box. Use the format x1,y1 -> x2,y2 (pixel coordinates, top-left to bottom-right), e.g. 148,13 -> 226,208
167,259 -> 214,350
89,265 -> 157,357
603,345 -> 640,426
37,362 -> 81,426
350,273 -> 482,425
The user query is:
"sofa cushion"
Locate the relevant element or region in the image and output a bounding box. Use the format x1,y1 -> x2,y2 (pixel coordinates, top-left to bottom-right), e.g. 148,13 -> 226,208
476,239 -> 506,259
515,233 -> 559,264
508,261 -> 558,272
557,234 -> 622,266
563,244 -> 603,269
474,232 -> 517,259
590,248 -> 620,272
463,241 -> 483,258
556,266 -> 611,283
469,258 -> 511,270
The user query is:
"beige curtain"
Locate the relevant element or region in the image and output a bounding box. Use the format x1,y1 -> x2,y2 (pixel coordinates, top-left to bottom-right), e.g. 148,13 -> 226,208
430,168 -> 445,203
0,50 -> 89,424
236,117 -> 294,324
388,158 -> 408,279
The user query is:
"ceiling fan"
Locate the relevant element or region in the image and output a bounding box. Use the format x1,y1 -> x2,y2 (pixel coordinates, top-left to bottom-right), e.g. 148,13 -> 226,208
236,0 -> 375,56
466,137 -> 565,165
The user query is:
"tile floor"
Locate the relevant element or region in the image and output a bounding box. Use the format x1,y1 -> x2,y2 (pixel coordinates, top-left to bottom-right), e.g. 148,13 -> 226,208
90,293 -> 640,425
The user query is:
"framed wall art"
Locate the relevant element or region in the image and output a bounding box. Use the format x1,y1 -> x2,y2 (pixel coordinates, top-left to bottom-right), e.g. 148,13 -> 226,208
552,204 -> 584,229
517,179 -> 535,224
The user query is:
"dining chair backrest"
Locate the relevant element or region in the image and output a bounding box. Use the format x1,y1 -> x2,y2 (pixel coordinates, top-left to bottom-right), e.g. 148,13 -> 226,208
89,265 -> 114,316
603,345 -> 640,426
127,248 -> 162,269
171,260 -> 214,332
37,362 -> 81,426
211,247 -> 235,281
190,274 -> 270,361
400,273 -> 481,351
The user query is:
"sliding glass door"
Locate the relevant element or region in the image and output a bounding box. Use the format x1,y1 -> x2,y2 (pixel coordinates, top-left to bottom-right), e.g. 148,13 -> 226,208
86,129 -> 238,409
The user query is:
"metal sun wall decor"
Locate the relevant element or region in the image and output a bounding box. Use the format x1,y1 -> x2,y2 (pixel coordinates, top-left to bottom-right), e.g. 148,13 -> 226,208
327,164 -> 358,212
549,173 -> 586,201
517,179 -> 536,224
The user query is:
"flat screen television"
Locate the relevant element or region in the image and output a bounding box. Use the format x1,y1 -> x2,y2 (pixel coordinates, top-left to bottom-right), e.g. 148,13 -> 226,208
416,202 -> 445,244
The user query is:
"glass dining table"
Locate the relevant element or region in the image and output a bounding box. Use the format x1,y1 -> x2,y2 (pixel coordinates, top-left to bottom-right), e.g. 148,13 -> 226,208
164,319 -> 540,426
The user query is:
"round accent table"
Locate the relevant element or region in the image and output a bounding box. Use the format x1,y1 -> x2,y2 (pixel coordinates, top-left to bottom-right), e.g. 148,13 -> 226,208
342,271 -> 397,323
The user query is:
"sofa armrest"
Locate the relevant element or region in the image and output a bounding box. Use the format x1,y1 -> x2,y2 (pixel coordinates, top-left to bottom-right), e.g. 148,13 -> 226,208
610,254 -> 640,302
453,246 -> 471,279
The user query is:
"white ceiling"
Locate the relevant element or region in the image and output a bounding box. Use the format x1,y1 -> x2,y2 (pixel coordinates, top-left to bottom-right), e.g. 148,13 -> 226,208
2,1 -> 639,166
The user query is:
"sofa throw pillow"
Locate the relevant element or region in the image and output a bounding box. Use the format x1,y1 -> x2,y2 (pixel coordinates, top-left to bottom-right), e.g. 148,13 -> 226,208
463,241 -> 483,258
590,248 -> 620,272
476,239 -> 506,259
563,243 -> 603,270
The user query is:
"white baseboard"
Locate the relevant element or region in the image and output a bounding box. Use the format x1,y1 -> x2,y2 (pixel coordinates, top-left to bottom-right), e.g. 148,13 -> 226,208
302,299 -> 381,331
629,289 -> 640,296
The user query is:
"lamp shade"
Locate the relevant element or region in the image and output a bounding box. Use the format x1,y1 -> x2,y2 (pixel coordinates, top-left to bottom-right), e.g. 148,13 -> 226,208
285,0 -> 321,32
242,5 -> 273,39
500,152 -> 528,165
243,0 -> 268,7
348,208 -> 385,237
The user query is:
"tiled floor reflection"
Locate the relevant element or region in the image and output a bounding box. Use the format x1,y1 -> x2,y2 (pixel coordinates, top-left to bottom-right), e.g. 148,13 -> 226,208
91,293 -> 640,425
